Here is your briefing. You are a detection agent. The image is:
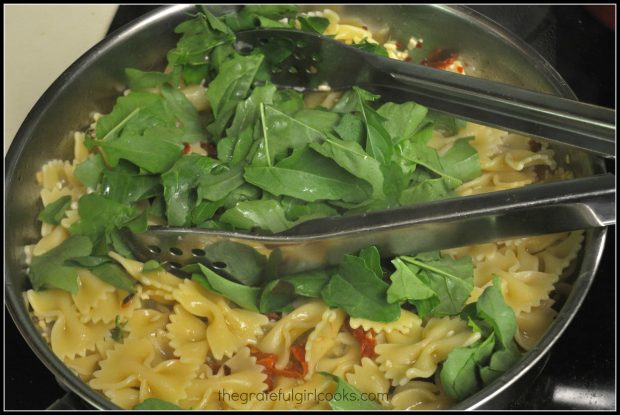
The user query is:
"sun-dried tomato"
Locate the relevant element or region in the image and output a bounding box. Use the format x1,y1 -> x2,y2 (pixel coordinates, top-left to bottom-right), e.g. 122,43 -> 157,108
420,48 -> 458,70
347,319 -> 377,359
249,343 -> 309,391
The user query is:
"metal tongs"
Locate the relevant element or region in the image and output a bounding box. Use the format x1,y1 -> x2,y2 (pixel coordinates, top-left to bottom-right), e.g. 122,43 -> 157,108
122,29 -> 615,275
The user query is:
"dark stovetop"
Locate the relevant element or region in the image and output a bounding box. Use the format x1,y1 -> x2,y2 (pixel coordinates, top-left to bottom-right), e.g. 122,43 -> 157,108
4,5 -> 616,410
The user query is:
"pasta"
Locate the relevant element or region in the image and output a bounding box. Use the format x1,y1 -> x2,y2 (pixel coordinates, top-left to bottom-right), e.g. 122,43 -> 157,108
376,317 -> 481,386
21,6 -> 587,411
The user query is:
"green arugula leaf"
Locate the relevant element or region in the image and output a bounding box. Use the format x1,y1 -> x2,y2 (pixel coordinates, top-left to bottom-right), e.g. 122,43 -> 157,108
476,277 -> 517,350
386,258 -> 435,303
193,265 -> 260,311
160,84 -> 205,143
440,136 -> 481,182
253,104 -> 326,166
162,154 -> 220,226
294,108 -> 341,132
29,236 -> 93,293
219,199 -> 294,233
351,38 -> 389,57
334,113 -> 364,143
101,169 -> 160,205
74,154 -> 105,188
426,110 -> 467,136
243,5 -> 298,19
89,262 -> 137,293
398,253 -> 474,318
353,87 -> 393,164
111,315 -> 129,343
321,254 -> 400,322
207,54 -> 264,138
99,126 -> 184,174
197,165 -> 245,202
69,194 -> 140,244
440,277 -> 521,401
281,197 -> 339,222
142,260 -> 165,273
125,68 -> 172,90
298,15 -> 330,34
37,195 -> 72,225
191,199 -> 224,225
320,372 -> 383,410
201,240 -> 267,286
377,101 -> 428,143
133,398 -> 182,410
64,255 -> 112,268
64,255 -> 137,293
399,175 -> 460,205
358,246 -> 383,280
310,134 -> 385,200
259,279 -> 296,313
218,84 -> 278,163
245,148 -> 371,203
272,89 -> 305,115
281,269 -> 332,297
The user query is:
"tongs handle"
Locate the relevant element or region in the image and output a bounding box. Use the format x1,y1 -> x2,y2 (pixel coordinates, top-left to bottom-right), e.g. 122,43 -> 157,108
372,57 -> 616,158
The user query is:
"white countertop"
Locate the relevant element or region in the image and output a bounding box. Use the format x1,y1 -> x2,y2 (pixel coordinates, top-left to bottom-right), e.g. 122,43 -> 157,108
4,4 -> 118,155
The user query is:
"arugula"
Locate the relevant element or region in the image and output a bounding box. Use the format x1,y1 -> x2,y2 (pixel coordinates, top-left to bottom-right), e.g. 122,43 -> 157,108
142,260 -> 165,272
167,8 -> 234,84
110,315 -> 129,343
440,277 -> 521,401
201,240 -> 267,286
64,255 -> 137,293
160,84 -> 205,143
37,195 -> 72,225
426,110 -> 467,137
69,194 -> 141,246
377,101 -> 428,143
197,165 -> 245,202
245,148 -> 371,203
281,198 -> 339,222
321,254 -> 400,322
133,398 -> 182,410
254,105 -> 326,166
28,236 -> 93,293
206,53 -> 264,138
351,38 -> 389,57
259,279 -> 296,313
125,68 -> 174,90
218,84 -> 278,163
74,154 -> 105,188
219,199 -> 293,233
334,113 -> 365,143
320,372 -> 383,410
259,268 -> 332,313
297,15 -> 330,34
192,265 -> 260,311
440,136 -> 481,182
99,127 -> 185,174
161,154 -> 220,226
101,169 -> 160,205
310,134 -> 385,200
389,252 -> 474,318
352,87 -> 393,164
87,262 -> 136,294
